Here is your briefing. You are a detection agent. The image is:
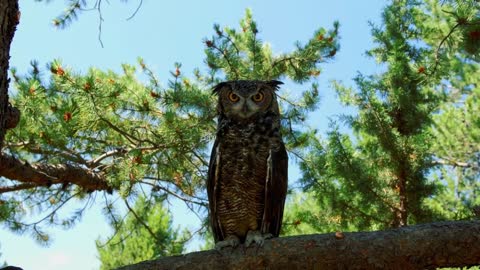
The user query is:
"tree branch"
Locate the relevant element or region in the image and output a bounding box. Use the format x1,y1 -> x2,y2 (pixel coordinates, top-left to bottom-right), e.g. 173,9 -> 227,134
117,220 -> 480,270
433,158 -> 478,169
211,43 -> 240,79
125,0 -> 143,21
430,21 -> 461,75
0,182 -> 36,193
87,148 -> 128,168
0,153 -> 111,192
124,199 -> 159,242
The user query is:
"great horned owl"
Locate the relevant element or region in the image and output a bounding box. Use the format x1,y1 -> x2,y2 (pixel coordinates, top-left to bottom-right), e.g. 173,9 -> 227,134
207,80 -> 288,249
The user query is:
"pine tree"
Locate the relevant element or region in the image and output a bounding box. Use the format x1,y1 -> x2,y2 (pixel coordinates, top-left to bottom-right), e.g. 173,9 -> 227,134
413,0 -> 480,220
96,196 -> 186,270
288,0 -> 480,233
297,0 -> 444,231
1,9 -> 339,243
2,1 -> 480,268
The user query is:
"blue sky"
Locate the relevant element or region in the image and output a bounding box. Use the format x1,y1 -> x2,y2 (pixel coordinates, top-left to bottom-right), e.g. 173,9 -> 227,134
2,0 -> 385,269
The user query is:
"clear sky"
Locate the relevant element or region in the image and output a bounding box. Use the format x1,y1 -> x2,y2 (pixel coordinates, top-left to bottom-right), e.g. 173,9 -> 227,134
1,0 -> 385,269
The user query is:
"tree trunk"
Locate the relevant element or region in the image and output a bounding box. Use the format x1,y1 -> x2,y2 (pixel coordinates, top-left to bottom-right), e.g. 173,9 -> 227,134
117,220 -> 480,270
0,0 -> 20,149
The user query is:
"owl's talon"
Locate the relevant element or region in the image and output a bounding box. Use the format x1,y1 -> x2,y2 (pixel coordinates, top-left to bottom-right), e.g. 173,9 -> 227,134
215,235 -> 241,250
245,230 -> 273,247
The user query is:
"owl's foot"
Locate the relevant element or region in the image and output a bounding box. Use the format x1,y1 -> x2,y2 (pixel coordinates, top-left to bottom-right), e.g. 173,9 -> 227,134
215,235 -> 241,250
245,230 -> 273,247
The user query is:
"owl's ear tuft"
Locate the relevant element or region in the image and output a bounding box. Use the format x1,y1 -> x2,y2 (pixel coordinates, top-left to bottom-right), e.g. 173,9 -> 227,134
267,80 -> 283,90
212,82 -> 229,95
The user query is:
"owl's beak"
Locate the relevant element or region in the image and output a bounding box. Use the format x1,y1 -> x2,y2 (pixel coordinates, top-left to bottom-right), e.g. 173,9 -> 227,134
234,100 -> 254,119
241,102 -> 249,114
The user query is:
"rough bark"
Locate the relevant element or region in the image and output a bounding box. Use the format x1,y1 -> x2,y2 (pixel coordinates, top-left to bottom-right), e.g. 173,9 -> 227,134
0,153 -> 110,192
0,0 -> 20,149
117,220 -> 480,270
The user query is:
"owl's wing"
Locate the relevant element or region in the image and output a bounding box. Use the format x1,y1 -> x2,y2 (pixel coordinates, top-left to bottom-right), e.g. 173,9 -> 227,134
207,139 -> 224,242
261,143 -> 288,237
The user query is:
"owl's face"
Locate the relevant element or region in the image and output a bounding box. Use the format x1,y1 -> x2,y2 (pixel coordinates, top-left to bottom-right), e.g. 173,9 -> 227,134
213,80 -> 283,120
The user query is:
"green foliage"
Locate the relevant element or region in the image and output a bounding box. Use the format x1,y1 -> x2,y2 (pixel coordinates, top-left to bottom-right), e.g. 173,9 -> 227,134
298,0 -> 447,231
50,0 -> 84,28
204,9 -> 339,82
6,58 -> 213,243
9,3 -> 478,264
413,0 -> 480,220
427,84 -> 480,219
35,0 -> 139,29
203,8 -> 339,150
96,196 -> 186,269
3,9 -> 339,244
436,0 -> 480,57
287,0 -> 480,236
282,191 -> 358,235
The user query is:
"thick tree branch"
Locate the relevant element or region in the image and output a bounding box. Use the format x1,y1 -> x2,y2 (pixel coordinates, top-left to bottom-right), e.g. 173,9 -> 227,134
0,182 -> 36,193
0,153 -> 111,192
117,220 -> 480,270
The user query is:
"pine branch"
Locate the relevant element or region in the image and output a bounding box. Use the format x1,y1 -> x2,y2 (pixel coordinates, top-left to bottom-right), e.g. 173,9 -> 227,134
0,153 -> 110,192
210,43 -> 240,79
430,21 -> 462,75
86,148 -> 128,168
139,180 -> 207,206
116,220 -> 480,270
124,199 -> 160,243
433,158 -> 479,169
0,183 -> 36,193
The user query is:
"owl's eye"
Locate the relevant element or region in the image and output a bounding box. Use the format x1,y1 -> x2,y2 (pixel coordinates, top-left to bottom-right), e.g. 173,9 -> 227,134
228,92 -> 240,102
252,92 -> 264,102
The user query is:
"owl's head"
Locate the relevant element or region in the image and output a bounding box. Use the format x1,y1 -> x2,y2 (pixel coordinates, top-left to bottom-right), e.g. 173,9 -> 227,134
213,80 -> 283,120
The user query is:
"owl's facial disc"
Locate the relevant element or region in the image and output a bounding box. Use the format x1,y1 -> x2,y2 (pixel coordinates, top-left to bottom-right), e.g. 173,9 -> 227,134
225,95 -> 260,119
229,99 -> 256,119
224,89 -> 269,119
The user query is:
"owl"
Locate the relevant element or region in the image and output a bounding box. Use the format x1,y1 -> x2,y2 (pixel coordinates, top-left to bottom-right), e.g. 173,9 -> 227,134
207,80 -> 288,249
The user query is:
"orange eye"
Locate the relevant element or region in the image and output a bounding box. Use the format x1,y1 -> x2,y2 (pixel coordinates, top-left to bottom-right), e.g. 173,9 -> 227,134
252,92 -> 264,102
228,92 -> 240,102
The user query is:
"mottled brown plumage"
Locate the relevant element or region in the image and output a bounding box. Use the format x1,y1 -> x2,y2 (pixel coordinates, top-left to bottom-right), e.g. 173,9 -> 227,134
207,80 -> 288,249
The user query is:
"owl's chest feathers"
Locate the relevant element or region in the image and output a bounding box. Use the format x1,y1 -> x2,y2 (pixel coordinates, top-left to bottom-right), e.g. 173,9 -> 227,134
217,114 -> 281,190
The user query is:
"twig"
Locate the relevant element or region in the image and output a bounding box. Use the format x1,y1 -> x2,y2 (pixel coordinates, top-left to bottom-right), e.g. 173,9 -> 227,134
433,158 -> 477,169
27,191 -> 80,226
124,199 -> 164,245
430,22 -> 461,75
223,33 -> 240,56
126,0 -> 143,21
211,44 -> 240,79
95,0 -> 104,48
140,179 -> 207,206
87,148 -> 128,167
